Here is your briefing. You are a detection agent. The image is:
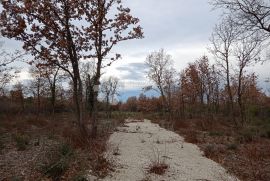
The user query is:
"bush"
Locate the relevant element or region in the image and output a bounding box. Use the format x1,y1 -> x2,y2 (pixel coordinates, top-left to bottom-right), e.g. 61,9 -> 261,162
0,137 -> 4,152
72,174 -> 88,181
148,162 -> 169,175
10,176 -> 22,181
41,143 -> 74,180
0,141 -> 4,151
266,130 -> 270,139
13,134 -> 30,151
237,128 -> 257,143
91,155 -> 114,178
209,131 -> 224,137
227,143 -> 238,150
184,130 -> 199,143
60,143 -> 73,156
146,145 -> 169,175
262,125 -> 270,139
204,144 -> 216,158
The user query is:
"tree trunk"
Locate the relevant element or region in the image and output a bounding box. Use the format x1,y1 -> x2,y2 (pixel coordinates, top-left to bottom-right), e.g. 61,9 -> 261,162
73,70 -> 87,136
226,60 -> 236,125
238,69 -> 245,126
51,85 -> 56,116
91,57 -> 102,138
91,90 -> 98,138
106,94 -> 110,119
91,56 -> 102,138
37,81 -> 40,116
50,68 -> 59,116
91,4 -> 104,138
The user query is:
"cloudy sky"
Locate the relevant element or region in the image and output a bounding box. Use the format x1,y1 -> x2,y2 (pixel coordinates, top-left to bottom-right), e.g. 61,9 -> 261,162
2,0 -> 270,100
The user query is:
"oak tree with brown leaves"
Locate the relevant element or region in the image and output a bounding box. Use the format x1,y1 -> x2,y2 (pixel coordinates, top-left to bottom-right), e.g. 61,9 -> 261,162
0,0 -> 143,137
81,0 -> 143,137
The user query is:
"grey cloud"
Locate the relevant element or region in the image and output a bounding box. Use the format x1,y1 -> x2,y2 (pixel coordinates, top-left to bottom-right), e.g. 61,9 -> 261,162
117,0 -> 222,53
116,63 -> 148,81
129,51 -> 148,58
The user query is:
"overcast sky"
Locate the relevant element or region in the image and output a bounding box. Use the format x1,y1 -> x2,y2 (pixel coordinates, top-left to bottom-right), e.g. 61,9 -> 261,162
2,0 -> 270,99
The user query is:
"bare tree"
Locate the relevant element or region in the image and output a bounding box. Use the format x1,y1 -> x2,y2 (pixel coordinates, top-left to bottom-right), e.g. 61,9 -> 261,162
80,61 -> 96,115
212,0 -> 270,39
163,68 -> 177,119
145,49 -> 176,117
233,35 -> 261,125
11,81 -> 25,112
29,66 -> 47,114
101,76 -> 120,118
0,42 -> 22,96
196,56 -> 221,115
39,64 -> 63,115
209,17 -> 240,124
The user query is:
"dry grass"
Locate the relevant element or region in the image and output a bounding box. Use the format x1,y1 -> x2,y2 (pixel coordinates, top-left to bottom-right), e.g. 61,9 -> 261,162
147,162 -> 169,175
0,112 -> 119,181
146,145 -> 169,176
152,117 -> 270,181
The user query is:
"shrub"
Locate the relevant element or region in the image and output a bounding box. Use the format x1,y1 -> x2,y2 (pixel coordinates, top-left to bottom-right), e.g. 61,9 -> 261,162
227,143 -> 238,150
237,128 -> 256,143
72,174 -> 88,181
0,137 -> 4,152
41,143 -> 74,180
156,138 -> 161,144
112,145 -> 120,156
184,130 -> 199,143
209,131 -> 224,137
266,130 -> 270,139
147,162 -> 169,175
263,125 -> 270,139
204,144 -> 215,158
91,154 -> 114,178
146,146 -> 169,175
10,176 -> 22,181
140,175 -> 152,181
204,143 -> 227,156
13,134 -> 30,151
60,143 -> 73,156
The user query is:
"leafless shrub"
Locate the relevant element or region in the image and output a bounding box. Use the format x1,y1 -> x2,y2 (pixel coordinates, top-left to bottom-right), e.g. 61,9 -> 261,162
40,143 -> 74,180
183,129 -> 199,143
139,136 -> 146,143
91,154 -> 114,178
110,143 -> 121,156
146,145 -> 169,175
140,175 -> 152,181
155,138 -> 161,144
203,144 -> 216,158
13,133 -> 30,151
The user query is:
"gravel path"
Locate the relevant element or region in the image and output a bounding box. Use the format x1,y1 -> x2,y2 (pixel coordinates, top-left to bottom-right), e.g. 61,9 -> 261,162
97,119 -> 239,181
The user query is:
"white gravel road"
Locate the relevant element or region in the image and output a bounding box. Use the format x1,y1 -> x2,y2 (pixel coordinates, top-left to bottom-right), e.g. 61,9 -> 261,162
92,119 -> 239,181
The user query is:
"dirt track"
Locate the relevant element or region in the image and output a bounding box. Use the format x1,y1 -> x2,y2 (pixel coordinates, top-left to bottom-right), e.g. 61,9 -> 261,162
95,119 -> 239,181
